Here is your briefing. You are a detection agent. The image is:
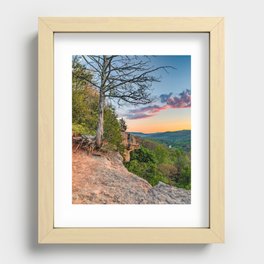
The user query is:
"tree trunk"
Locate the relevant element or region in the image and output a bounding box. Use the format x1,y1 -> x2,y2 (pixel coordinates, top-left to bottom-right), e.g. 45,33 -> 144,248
95,56 -> 108,148
95,91 -> 105,148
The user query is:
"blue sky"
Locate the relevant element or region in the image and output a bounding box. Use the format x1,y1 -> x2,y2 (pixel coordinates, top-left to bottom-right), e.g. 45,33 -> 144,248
116,55 -> 191,133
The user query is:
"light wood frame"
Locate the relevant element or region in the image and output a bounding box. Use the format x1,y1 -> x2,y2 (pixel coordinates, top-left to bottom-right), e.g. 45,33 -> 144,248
38,17 -> 224,244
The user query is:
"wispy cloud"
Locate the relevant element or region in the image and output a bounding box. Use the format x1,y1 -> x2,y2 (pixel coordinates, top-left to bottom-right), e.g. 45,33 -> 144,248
125,89 -> 191,120
125,113 -> 153,120
130,104 -> 166,114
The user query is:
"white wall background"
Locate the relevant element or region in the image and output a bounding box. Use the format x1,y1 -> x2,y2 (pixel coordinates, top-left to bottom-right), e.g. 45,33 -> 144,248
0,0 -> 263,263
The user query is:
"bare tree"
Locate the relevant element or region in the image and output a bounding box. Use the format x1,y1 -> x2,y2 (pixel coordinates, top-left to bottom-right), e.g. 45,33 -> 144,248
74,55 -> 172,148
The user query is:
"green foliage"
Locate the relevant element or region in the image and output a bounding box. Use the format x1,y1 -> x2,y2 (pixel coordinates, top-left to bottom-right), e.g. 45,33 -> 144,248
72,56 -> 93,91
140,139 -> 170,164
104,107 -> 123,152
125,146 -> 170,186
72,58 -> 98,134
72,89 -> 98,126
125,139 -> 191,189
174,152 -> 191,189
72,59 -> 123,151
72,86 -> 98,135
130,146 -> 157,163
72,123 -> 94,136
125,148 -> 169,186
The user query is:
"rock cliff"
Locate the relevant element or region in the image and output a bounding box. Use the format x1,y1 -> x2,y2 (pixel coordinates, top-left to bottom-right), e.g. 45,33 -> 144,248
121,132 -> 140,162
72,147 -> 191,204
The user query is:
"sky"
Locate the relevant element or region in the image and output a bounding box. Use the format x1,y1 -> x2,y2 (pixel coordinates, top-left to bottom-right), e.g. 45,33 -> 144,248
115,56 -> 191,133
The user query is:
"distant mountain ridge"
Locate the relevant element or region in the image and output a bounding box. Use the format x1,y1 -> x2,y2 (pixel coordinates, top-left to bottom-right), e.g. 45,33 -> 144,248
130,130 -> 191,152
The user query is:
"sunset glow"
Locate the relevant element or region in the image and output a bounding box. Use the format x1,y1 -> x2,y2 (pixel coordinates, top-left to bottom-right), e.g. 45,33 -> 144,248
126,108 -> 191,133
118,56 -> 191,133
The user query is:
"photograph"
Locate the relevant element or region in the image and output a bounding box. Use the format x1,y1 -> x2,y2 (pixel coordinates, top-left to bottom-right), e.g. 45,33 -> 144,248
72,55 -> 191,204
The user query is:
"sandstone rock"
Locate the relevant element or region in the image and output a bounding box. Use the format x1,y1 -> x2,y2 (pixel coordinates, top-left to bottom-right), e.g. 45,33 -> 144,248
121,132 -> 140,162
147,182 -> 191,204
72,147 -> 191,204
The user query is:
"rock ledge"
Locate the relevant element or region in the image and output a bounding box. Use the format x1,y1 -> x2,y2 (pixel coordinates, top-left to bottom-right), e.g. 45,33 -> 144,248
72,149 -> 191,204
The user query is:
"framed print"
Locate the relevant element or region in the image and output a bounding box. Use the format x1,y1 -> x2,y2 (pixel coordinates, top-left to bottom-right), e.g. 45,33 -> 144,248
38,17 -> 224,244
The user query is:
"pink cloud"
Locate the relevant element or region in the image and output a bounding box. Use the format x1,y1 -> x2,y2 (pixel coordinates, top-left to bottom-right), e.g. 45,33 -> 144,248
126,90 -> 191,120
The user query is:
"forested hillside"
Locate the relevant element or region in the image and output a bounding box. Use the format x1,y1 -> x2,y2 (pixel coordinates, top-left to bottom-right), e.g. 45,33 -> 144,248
125,138 -> 191,189
131,130 -> 191,152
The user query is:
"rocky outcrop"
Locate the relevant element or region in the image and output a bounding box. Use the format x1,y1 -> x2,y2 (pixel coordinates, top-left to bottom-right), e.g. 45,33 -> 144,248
121,132 -> 140,162
148,182 -> 191,204
72,147 -> 191,204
